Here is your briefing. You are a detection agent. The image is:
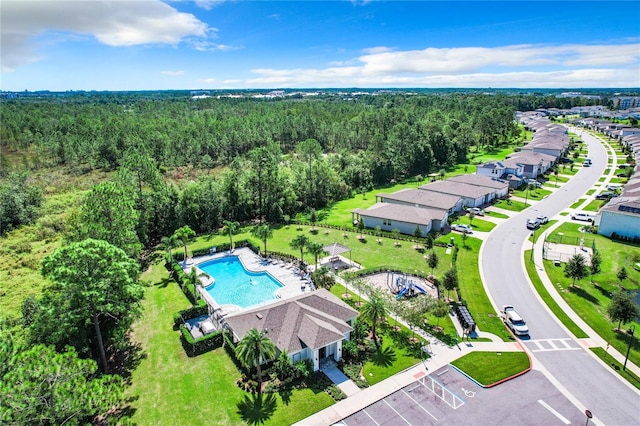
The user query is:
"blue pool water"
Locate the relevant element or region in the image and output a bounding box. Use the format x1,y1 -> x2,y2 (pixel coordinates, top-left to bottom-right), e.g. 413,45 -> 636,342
199,256 -> 283,308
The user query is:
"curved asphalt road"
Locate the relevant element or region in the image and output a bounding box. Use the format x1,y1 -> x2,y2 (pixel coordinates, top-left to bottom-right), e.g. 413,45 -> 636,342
481,129 -> 640,425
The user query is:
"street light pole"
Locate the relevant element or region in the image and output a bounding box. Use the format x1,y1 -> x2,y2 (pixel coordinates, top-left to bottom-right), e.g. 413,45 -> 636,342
530,229 -> 536,262
623,325 -> 635,371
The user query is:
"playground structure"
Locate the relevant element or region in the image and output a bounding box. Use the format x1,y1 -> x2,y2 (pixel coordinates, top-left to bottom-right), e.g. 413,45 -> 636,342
387,272 -> 430,300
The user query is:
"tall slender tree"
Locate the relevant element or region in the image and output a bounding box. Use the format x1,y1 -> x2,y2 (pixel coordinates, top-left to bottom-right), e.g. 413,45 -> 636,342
565,254 -> 588,287
306,241 -> 325,271
223,220 -> 240,250
39,239 -> 142,373
235,328 -> 277,395
173,225 -> 195,263
251,223 -> 273,256
361,289 -> 388,349
290,234 -> 310,265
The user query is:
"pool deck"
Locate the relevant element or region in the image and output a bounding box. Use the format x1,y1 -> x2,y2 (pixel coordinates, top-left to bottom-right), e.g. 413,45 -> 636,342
185,247 -> 311,317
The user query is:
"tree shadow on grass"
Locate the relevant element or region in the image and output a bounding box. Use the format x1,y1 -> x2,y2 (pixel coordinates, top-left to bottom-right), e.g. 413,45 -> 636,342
370,346 -> 396,368
567,285 -> 599,304
154,276 -> 174,288
237,393 -> 278,425
592,283 -> 614,300
278,387 -> 292,405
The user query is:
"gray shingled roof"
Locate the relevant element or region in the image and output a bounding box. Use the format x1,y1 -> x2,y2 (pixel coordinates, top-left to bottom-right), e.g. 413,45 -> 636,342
447,174 -> 509,190
352,202 -> 444,225
377,188 -> 461,210
418,180 -> 494,199
224,288 -> 358,354
507,150 -> 557,165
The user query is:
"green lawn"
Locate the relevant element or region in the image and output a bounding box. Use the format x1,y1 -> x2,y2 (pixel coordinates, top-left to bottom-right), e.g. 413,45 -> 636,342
541,223 -> 640,367
583,200 -> 604,212
126,262 -> 334,425
451,352 -> 530,386
454,215 -> 497,233
524,250 -> 587,338
492,198 -> 528,212
570,198 -> 585,209
511,187 -> 552,201
485,210 -> 509,219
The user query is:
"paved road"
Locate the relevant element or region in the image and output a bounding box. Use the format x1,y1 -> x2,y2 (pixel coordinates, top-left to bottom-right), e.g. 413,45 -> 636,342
481,130 -> 640,425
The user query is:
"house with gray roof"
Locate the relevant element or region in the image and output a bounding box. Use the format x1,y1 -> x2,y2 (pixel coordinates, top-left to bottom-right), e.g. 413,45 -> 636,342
447,174 -> 509,199
506,151 -> 557,178
475,158 -> 525,187
376,188 -> 463,214
352,202 -> 448,235
418,180 -> 495,208
224,288 -> 358,371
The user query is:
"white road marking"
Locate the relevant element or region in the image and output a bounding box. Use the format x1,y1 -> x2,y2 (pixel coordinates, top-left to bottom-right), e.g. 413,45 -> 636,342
538,399 -> 571,424
527,339 -> 582,352
361,408 -> 380,426
401,388 -> 438,421
383,398 -> 412,425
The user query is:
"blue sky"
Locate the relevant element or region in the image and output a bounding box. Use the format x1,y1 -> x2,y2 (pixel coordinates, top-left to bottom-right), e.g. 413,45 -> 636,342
2,1 -> 639,91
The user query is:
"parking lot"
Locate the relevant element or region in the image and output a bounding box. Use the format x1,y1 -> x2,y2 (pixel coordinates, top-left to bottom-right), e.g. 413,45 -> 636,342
335,366 -> 585,425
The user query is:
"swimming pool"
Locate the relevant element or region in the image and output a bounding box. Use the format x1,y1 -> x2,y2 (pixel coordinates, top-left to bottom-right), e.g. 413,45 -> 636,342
199,256 -> 283,309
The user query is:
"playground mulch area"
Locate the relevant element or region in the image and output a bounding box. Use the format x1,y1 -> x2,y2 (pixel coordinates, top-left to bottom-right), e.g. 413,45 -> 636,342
363,272 -> 439,300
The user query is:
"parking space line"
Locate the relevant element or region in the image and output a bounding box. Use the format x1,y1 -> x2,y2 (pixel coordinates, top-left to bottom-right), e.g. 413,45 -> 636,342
538,400 -> 571,424
402,388 -> 438,421
362,408 -> 380,426
383,398 -> 412,425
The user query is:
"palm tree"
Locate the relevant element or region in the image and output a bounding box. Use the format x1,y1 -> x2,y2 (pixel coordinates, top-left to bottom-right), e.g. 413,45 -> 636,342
161,234 -> 179,262
290,234 -> 309,266
306,241 -> 325,271
184,268 -> 209,305
251,224 -> 273,257
223,220 -> 240,250
361,289 -> 388,349
236,328 -> 277,395
173,225 -> 195,264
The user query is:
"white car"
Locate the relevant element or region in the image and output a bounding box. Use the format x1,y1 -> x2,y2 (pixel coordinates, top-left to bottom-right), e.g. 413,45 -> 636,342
571,212 -> 595,222
536,215 -> 549,224
502,305 -> 529,336
451,223 -> 473,234
467,207 -> 485,216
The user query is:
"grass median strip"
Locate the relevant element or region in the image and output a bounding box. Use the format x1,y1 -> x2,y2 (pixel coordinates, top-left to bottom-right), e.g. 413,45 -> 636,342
451,351 -> 530,386
524,250 -> 587,338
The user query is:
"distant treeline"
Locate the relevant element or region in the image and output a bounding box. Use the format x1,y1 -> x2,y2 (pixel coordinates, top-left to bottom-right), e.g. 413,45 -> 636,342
0,92 -> 603,242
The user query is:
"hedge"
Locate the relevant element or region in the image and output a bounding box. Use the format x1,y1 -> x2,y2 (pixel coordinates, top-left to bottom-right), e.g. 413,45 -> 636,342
180,327 -> 224,357
173,304 -> 210,328
173,239 -> 260,261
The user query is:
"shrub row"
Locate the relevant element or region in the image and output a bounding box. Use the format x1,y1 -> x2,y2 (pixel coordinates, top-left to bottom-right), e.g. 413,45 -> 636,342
173,239 -> 260,261
289,220 -> 448,246
611,232 -> 640,245
173,304 -> 210,327
180,327 -> 224,357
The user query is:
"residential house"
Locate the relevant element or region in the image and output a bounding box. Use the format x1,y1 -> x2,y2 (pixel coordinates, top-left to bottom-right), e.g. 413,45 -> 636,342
351,202 -> 447,235
506,151 -> 557,179
475,158 -> 525,188
447,173 -> 509,199
376,188 -> 464,215
597,197 -> 640,240
418,180 -> 495,208
224,289 -> 358,372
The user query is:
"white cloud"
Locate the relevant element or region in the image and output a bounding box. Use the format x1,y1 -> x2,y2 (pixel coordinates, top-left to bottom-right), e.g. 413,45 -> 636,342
1,0 -> 209,71
161,70 -> 185,76
194,0 -> 225,10
192,40 -> 240,52
240,42 -> 640,88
